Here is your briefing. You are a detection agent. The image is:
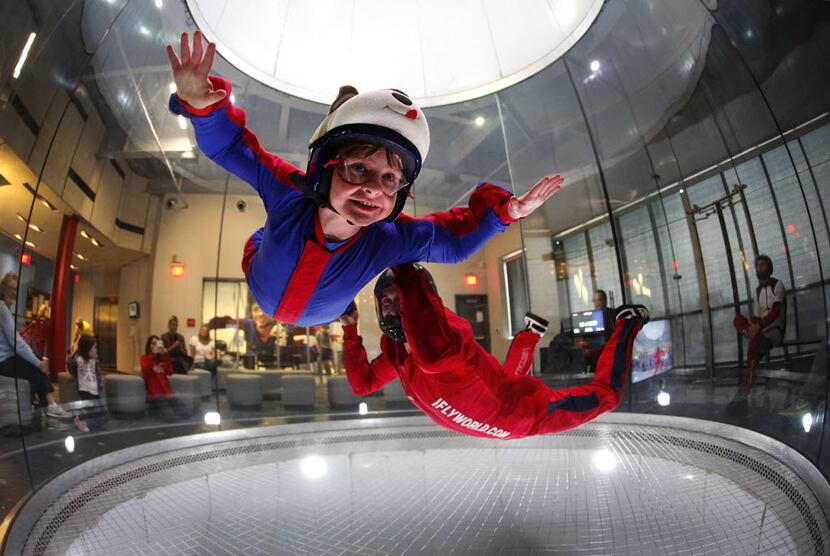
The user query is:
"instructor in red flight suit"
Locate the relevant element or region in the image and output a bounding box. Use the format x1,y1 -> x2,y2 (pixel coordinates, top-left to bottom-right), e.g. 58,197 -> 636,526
342,264 -> 648,439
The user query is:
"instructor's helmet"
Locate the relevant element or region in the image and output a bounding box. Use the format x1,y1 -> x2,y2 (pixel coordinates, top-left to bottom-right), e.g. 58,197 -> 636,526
374,265 -> 436,343
307,86 -> 430,223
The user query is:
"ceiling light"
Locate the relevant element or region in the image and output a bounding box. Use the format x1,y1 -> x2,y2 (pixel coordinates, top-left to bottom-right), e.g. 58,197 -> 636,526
474,116 -> 485,127
80,230 -> 90,239
40,198 -> 56,210
70,264 -> 78,270
589,59 -> 600,72
657,391 -> 670,406
177,115 -> 187,130
155,0 -> 163,8
75,253 -> 87,261
168,82 -> 176,94
25,240 -> 36,248
204,411 -> 220,425
28,224 -> 43,233
14,234 -> 23,241
90,238 -> 102,247
13,32 -> 36,79
139,25 -> 150,37
16,213 -> 26,223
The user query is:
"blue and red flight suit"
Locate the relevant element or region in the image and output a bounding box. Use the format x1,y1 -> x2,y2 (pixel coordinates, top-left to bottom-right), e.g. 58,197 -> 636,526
170,76 -> 518,326
344,265 -> 643,439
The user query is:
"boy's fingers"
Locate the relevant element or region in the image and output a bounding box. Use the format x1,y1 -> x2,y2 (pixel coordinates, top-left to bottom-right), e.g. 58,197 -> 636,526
200,42 -> 217,74
180,32 -> 191,64
166,44 -> 181,70
192,31 -> 204,63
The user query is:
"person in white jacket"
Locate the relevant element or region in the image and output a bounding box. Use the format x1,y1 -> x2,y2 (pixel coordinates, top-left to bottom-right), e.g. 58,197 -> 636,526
0,273 -> 71,419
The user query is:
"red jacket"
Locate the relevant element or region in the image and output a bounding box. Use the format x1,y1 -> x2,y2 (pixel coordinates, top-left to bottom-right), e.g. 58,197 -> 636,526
140,353 -> 174,399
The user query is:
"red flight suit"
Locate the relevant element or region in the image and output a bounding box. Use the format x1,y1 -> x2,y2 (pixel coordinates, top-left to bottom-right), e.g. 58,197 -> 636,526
344,265 -> 643,439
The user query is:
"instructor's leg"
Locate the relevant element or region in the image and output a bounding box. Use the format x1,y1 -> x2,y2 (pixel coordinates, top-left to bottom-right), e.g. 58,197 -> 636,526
536,307 -> 646,433
503,314 -> 548,376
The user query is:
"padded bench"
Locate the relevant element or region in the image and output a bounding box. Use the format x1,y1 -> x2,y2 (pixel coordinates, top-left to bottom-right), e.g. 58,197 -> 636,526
0,376 -> 32,428
169,374 -> 201,414
187,369 -> 213,399
281,374 -> 315,409
105,374 -> 147,417
327,375 -> 362,408
226,373 -> 263,409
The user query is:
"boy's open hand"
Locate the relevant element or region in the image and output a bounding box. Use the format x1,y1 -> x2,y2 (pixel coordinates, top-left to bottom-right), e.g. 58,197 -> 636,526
166,30 -> 226,109
506,175 -> 564,220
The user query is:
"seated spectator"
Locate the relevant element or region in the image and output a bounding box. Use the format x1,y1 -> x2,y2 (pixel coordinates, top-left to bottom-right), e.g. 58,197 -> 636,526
140,335 -> 190,422
71,317 -> 94,352
161,315 -> 192,374
0,272 -> 71,421
67,335 -> 107,433
583,289 -> 616,372
727,254 -> 787,416
736,257 -> 786,379
189,325 -> 218,373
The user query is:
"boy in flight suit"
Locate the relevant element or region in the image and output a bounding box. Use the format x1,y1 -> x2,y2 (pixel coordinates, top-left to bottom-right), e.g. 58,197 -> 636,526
166,31 -> 564,326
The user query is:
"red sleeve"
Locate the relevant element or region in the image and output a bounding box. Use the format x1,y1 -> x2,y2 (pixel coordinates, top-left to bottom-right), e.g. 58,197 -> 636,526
415,183 -> 516,237
342,325 -> 398,395
758,302 -> 782,328
139,355 -> 151,381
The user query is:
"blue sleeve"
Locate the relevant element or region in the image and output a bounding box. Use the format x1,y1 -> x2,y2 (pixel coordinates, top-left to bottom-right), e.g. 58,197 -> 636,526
168,76 -> 305,213
394,183 -> 515,264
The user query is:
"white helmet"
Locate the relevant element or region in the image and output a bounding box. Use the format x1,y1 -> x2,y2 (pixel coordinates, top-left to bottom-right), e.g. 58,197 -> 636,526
306,87 -> 430,222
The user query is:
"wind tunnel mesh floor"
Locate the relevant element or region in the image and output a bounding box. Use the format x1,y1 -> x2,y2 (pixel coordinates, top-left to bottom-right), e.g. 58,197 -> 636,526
22,421 -> 830,555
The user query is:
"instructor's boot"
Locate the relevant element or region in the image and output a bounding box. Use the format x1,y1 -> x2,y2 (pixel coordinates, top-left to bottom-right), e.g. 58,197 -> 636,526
524,312 -> 550,337
615,304 -> 650,325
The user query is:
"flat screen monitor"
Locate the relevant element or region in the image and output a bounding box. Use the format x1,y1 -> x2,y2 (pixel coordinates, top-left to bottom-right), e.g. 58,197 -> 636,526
571,310 -> 605,335
631,319 -> 673,383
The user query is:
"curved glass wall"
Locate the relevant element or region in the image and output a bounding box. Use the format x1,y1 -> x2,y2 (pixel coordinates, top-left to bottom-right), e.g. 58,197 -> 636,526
0,0 -> 829,535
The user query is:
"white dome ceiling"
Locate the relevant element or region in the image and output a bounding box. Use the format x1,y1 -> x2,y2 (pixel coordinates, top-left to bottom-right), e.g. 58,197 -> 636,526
186,0 -> 605,107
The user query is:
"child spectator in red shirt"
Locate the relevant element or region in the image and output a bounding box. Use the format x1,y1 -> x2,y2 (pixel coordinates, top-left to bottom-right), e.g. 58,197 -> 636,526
140,336 -> 191,422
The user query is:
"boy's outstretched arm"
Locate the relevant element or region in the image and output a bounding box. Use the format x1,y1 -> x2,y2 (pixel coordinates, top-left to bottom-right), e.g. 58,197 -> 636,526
341,305 -> 399,396
166,31 -> 304,212
399,176 -> 563,264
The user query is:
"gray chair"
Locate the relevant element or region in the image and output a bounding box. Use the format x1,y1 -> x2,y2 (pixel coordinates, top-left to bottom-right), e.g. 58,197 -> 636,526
169,374 -> 201,414
281,374 -> 315,409
250,370 -> 282,400
188,369 -> 213,399
383,378 -> 411,406
105,374 -> 147,417
0,376 -> 32,428
226,373 -> 263,409
217,367 -> 238,392
327,375 -> 362,408
58,372 -> 80,404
